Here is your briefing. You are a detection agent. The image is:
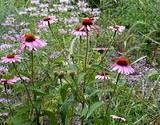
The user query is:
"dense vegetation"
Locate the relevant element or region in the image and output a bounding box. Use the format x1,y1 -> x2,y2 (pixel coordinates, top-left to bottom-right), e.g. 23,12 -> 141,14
0,0 -> 160,125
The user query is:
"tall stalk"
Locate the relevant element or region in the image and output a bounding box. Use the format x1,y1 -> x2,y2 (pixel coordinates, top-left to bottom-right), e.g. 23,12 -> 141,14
81,31 -> 89,125
13,63 -> 40,124
31,51 -> 34,86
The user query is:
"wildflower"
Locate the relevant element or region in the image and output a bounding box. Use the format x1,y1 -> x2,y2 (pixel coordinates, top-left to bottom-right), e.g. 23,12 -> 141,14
110,115 -> 126,122
38,16 -> 58,28
0,44 -> 13,51
58,29 -> 68,34
0,66 -> 8,74
77,1 -> 88,8
50,51 -> 62,60
64,17 -> 79,25
72,26 -> 87,36
1,54 -> 21,64
31,0 -> 40,5
0,76 -> 30,85
0,98 -> 11,103
111,57 -> 134,75
93,47 -> 108,54
95,72 -> 108,80
60,0 -> 70,5
0,112 -> 8,117
19,34 -> 47,51
80,17 -> 97,32
108,25 -> 125,33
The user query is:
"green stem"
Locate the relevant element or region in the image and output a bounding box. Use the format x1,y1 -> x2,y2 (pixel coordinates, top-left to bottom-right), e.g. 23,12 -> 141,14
116,120 -> 120,125
81,31 -> 89,125
48,21 -> 54,36
113,73 -> 121,94
13,63 -> 34,107
110,31 -> 117,47
31,51 -> 34,86
13,63 -> 40,124
84,31 -> 89,71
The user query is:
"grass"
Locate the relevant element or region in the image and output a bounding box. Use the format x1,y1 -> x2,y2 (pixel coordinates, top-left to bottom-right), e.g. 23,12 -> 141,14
0,0 -> 160,125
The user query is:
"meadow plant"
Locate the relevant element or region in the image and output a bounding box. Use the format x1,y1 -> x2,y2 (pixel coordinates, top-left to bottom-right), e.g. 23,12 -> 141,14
0,0 -> 160,125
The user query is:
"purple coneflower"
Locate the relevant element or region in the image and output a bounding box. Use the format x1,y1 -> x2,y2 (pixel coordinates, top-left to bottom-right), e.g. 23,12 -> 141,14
108,25 -> 125,33
72,26 -> 87,36
111,57 -> 134,75
79,17 -> 97,32
38,16 -> 58,28
0,76 -> 30,85
19,34 -> 47,51
95,72 -> 108,80
1,54 -> 21,64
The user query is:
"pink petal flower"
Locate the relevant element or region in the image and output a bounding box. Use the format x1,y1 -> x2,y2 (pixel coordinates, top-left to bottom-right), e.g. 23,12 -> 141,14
1,54 -> 21,64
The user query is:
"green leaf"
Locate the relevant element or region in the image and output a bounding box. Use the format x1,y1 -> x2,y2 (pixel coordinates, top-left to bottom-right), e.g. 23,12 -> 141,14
77,73 -> 86,85
86,101 -> 104,119
43,110 -> 57,125
60,96 -> 74,125
60,84 -> 69,101
31,88 -> 46,96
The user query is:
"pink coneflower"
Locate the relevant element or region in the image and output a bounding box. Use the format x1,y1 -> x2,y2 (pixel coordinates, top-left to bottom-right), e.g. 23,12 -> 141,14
93,47 -> 108,54
110,115 -> 126,122
79,17 -> 97,32
72,26 -> 87,36
1,54 -> 21,64
19,34 -> 47,51
108,25 -> 125,33
38,16 -> 58,28
95,72 -> 108,80
111,57 -> 134,75
0,76 -> 30,85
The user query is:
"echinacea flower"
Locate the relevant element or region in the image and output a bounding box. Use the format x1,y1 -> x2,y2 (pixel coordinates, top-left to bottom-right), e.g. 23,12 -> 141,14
38,16 -> 58,28
72,26 -> 87,36
1,54 -> 21,64
19,34 -> 47,51
95,72 -> 108,80
79,17 -> 98,32
0,76 -> 30,85
93,47 -> 108,54
108,25 -> 125,33
110,115 -> 126,122
111,57 -> 134,75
